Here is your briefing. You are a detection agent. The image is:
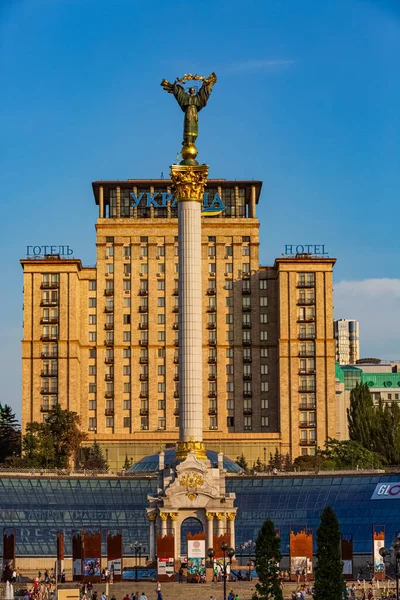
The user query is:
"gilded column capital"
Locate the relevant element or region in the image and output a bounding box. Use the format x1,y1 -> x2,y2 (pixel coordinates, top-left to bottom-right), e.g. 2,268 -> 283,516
159,513 -> 169,521
170,164 -> 209,203
147,512 -> 157,521
169,512 -> 178,521
206,512 -> 215,521
176,439 -> 207,461
227,513 -> 236,521
216,512 -> 225,521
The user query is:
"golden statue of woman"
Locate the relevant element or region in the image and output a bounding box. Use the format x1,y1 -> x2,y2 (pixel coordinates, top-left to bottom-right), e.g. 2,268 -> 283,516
161,73 -> 217,165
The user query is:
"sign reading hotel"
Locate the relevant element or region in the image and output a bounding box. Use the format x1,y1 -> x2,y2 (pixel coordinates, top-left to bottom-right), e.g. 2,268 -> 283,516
26,245 -> 73,257
130,191 -> 225,216
371,482 -> 400,499
284,245 -> 328,256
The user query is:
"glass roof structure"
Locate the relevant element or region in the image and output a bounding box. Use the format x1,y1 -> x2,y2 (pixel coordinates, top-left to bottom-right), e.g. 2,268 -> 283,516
128,449 -> 242,474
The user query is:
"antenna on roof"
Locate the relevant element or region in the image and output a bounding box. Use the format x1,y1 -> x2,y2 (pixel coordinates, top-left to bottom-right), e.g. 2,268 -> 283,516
161,172 -> 164,180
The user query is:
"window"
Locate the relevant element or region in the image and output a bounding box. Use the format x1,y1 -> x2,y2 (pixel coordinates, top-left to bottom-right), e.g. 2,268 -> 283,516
140,236 -> 148,243
140,263 -> 148,275
261,398 -> 268,409
243,314 -> 251,326
123,331 -> 131,342
106,417 -> 114,428
89,400 -> 96,411
106,263 -> 114,275
124,264 -> 131,276
89,314 -> 96,325
259,279 -> 267,290
208,246 -> 216,258
226,348 -> 233,358
242,246 -> 250,256
260,331 -> 268,341
261,364 -> 268,375
227,399 -> 234,410
227,417 -> 234,427
243,331 -> 251,343
158,417 -> 166,430
89,383 -> 96,393
89,281 -> 96,290
244,416 -> 252,430
89,365 -> 96,375
158,348 -> 166,358
123,314 -> 131,325
158,263 -> 165,273
158,280 -> 165,290
158,382 -> 166,393
242,236 -> 250,242
226,297 -> 233,307
123,417 -> 131,428
244,348 -> 251,360
225,263 -> 233,274
243,364 -> 251,376
123,280 -> 131,291
261,381 -> 269,392
226,364 -> 234,375
157,297 -> 165,307
89,298 -> 96,308
260,297 -> 268,307
208,236 -> 216,242
89,348 -> 96,359
106,245 -> 114,258
89,332 -> 96,342
157,245 -> 165,257
158,331 -> 165,342
158,314 -> 165,324
122,365 -> 130,376
158,365 -> 166,375
261,416 -> 269,427
225,280 -> 233,290
260,313 -> 268,324
123,297 -> 131,308
124,246 -> 131,258
260,348 -> 268,358
226,313 -> 233,324
209,263 -> 216,274
158,399 -> 166,410
242,263 -> 250,273
242,297 -> 251,309
123,348 -> 131,358
226,382 -> 234,392
88,417 -> 97,430
208,278 -> 216,290
225,246 -> 233,256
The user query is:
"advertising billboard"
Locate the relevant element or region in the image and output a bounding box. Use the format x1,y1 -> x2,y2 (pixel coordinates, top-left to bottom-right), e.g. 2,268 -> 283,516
371,483 -> 400,499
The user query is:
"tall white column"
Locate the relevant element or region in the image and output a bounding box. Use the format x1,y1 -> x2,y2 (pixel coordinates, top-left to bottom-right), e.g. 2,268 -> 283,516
160,513 -> 168,536
206,513 -> 214,550
228,515 -> 236,549
148,515 -> 156,560
178,200 -> 203,443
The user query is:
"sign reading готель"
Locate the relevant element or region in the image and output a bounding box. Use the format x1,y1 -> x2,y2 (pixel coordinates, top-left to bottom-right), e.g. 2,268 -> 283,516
26,246 -> 74,257
284,245 -> 328,256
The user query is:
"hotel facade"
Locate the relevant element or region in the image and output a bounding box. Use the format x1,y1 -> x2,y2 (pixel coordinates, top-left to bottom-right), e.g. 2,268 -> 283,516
21,179 -> 336,469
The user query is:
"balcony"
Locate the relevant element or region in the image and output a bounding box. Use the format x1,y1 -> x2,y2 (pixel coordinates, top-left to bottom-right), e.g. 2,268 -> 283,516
174,375 -> 179,381
173,358 -> 179,364
298,332 -> 316,340
139,323 -> 148,330
104,392 -> 114,399
206,289 -> 216,296
40,388 -> 58,395
243,408 -> 253,415
139,306 -> 148,313
297,281 -> 315,288
104,289 -> 114,296
300,439 -> 317,446
174,340 -> 179,346
40,299 -> 59,306
243,391 -> 252,398
40,335 -> 58,342
172,306 -> 179,313
243,356 -> 252,363
242,288 -> 251,295
105,374 -> 114,381
299,403 -> 316,410
173,289 -> 179,296
104,357 -> 114,364
140,374 -> 148,381
298,368 -> 315,375
40,406 -> 52,412
104,339 -> 114,346
209,425 -> 218,430
299,421 -> 316,428
243,339 -> 252,346
105,408 -> 114,416
104,306 -> 114,313
242,306 -> 251,312
174,408 -> 180,416
174,392 -> 179,398
139,290 -> 148,296
208,340 -> 216,346
208,408 -> 217,415
207,307 -> 216,313
40,370 -> 58,377
243,374 -> 252,380
299,386 -> 316,393
139,357 -> 148,364
172,324 -> 179,330
104,323 -> 114,330
140,408 -> 149,416
208,357 -> 216,364
297,297 -> 315,305
41,282 -> 59,289
208,392 -> 216,398
242,323 -> 251,329
40,317 -> 58,324
208,374 -> 216,381
139,391 -> 149,399
139,340 -> 148,346
207,323 -> 216,330
298,351 -> 315,357
41,352 -> 58,359
297,317 -> 315,323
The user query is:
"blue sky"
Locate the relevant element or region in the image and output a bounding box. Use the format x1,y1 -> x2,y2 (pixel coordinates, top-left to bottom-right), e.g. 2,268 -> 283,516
1,0 -> 400,417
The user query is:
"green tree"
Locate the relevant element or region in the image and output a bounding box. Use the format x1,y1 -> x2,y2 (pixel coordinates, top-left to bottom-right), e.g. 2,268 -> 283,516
314,506 -> 344,600
252,519 -> 283,600
320,438 -> 384,469
292,454 -> 325,472
79,441 -> 108,471
347,382 -> 375,448
16,405 -> 87,468
236,453 -> 248,473
122,454 -> 133,471
0,404 -> 21,463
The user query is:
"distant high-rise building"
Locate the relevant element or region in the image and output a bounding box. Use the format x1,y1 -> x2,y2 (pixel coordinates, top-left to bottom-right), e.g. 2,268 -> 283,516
334,319 -> 359,364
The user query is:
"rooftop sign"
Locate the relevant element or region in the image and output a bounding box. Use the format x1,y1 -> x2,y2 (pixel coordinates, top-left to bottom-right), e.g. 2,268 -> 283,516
26,246 -> 73,257
130,192 -> 225,216
284,245 -> 328,256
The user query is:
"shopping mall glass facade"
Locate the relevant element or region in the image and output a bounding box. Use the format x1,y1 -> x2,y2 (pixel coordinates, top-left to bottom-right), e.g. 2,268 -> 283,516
1,472 -> 399,556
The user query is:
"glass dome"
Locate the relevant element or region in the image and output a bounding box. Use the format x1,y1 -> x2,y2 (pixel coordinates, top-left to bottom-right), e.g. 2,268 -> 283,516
128,448 -> 242,474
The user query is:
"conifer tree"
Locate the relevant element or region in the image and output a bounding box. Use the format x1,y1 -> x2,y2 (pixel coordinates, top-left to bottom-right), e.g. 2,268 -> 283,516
0,404 -> 21,463
314,506 -> 343,600
347,382 -> 375,448
252,519 -> 283,600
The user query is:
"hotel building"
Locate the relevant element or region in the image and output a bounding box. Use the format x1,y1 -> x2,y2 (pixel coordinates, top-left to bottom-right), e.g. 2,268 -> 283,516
21,178 -> 336,469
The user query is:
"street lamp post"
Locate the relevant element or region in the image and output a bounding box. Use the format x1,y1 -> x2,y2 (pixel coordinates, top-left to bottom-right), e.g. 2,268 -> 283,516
130,541 -> 146,582
241,540 -> 255,580
207,541 -> 235,600
379,534 -> 400,599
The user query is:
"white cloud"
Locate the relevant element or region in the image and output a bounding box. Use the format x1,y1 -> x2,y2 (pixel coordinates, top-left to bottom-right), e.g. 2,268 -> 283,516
226,59 -> 297,74
334,278 -> 400,360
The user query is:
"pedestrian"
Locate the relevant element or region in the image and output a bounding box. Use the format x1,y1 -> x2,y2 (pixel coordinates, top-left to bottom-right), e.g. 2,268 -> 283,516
156,583 -> 161,592
157,592 -> 162,600
93,592 -> 98,600
234,594 -> 239,600
123,594 -> 130,600
178,567 -> 183,583
87,582 -> 93,599
140,592 -> 148,600
100,593 -> 107,600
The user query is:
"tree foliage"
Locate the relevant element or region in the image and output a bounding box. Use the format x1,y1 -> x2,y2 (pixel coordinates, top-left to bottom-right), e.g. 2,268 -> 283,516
321,438 -> 384,469
14,405 -> 86,469
314,506 -> 344,600
236,453 -> 249,472
252,519 -> 283,600
0,404 -> 21,463
348,382 -> 400,465
79,441 -> 108,471
122,454 -> 133,471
